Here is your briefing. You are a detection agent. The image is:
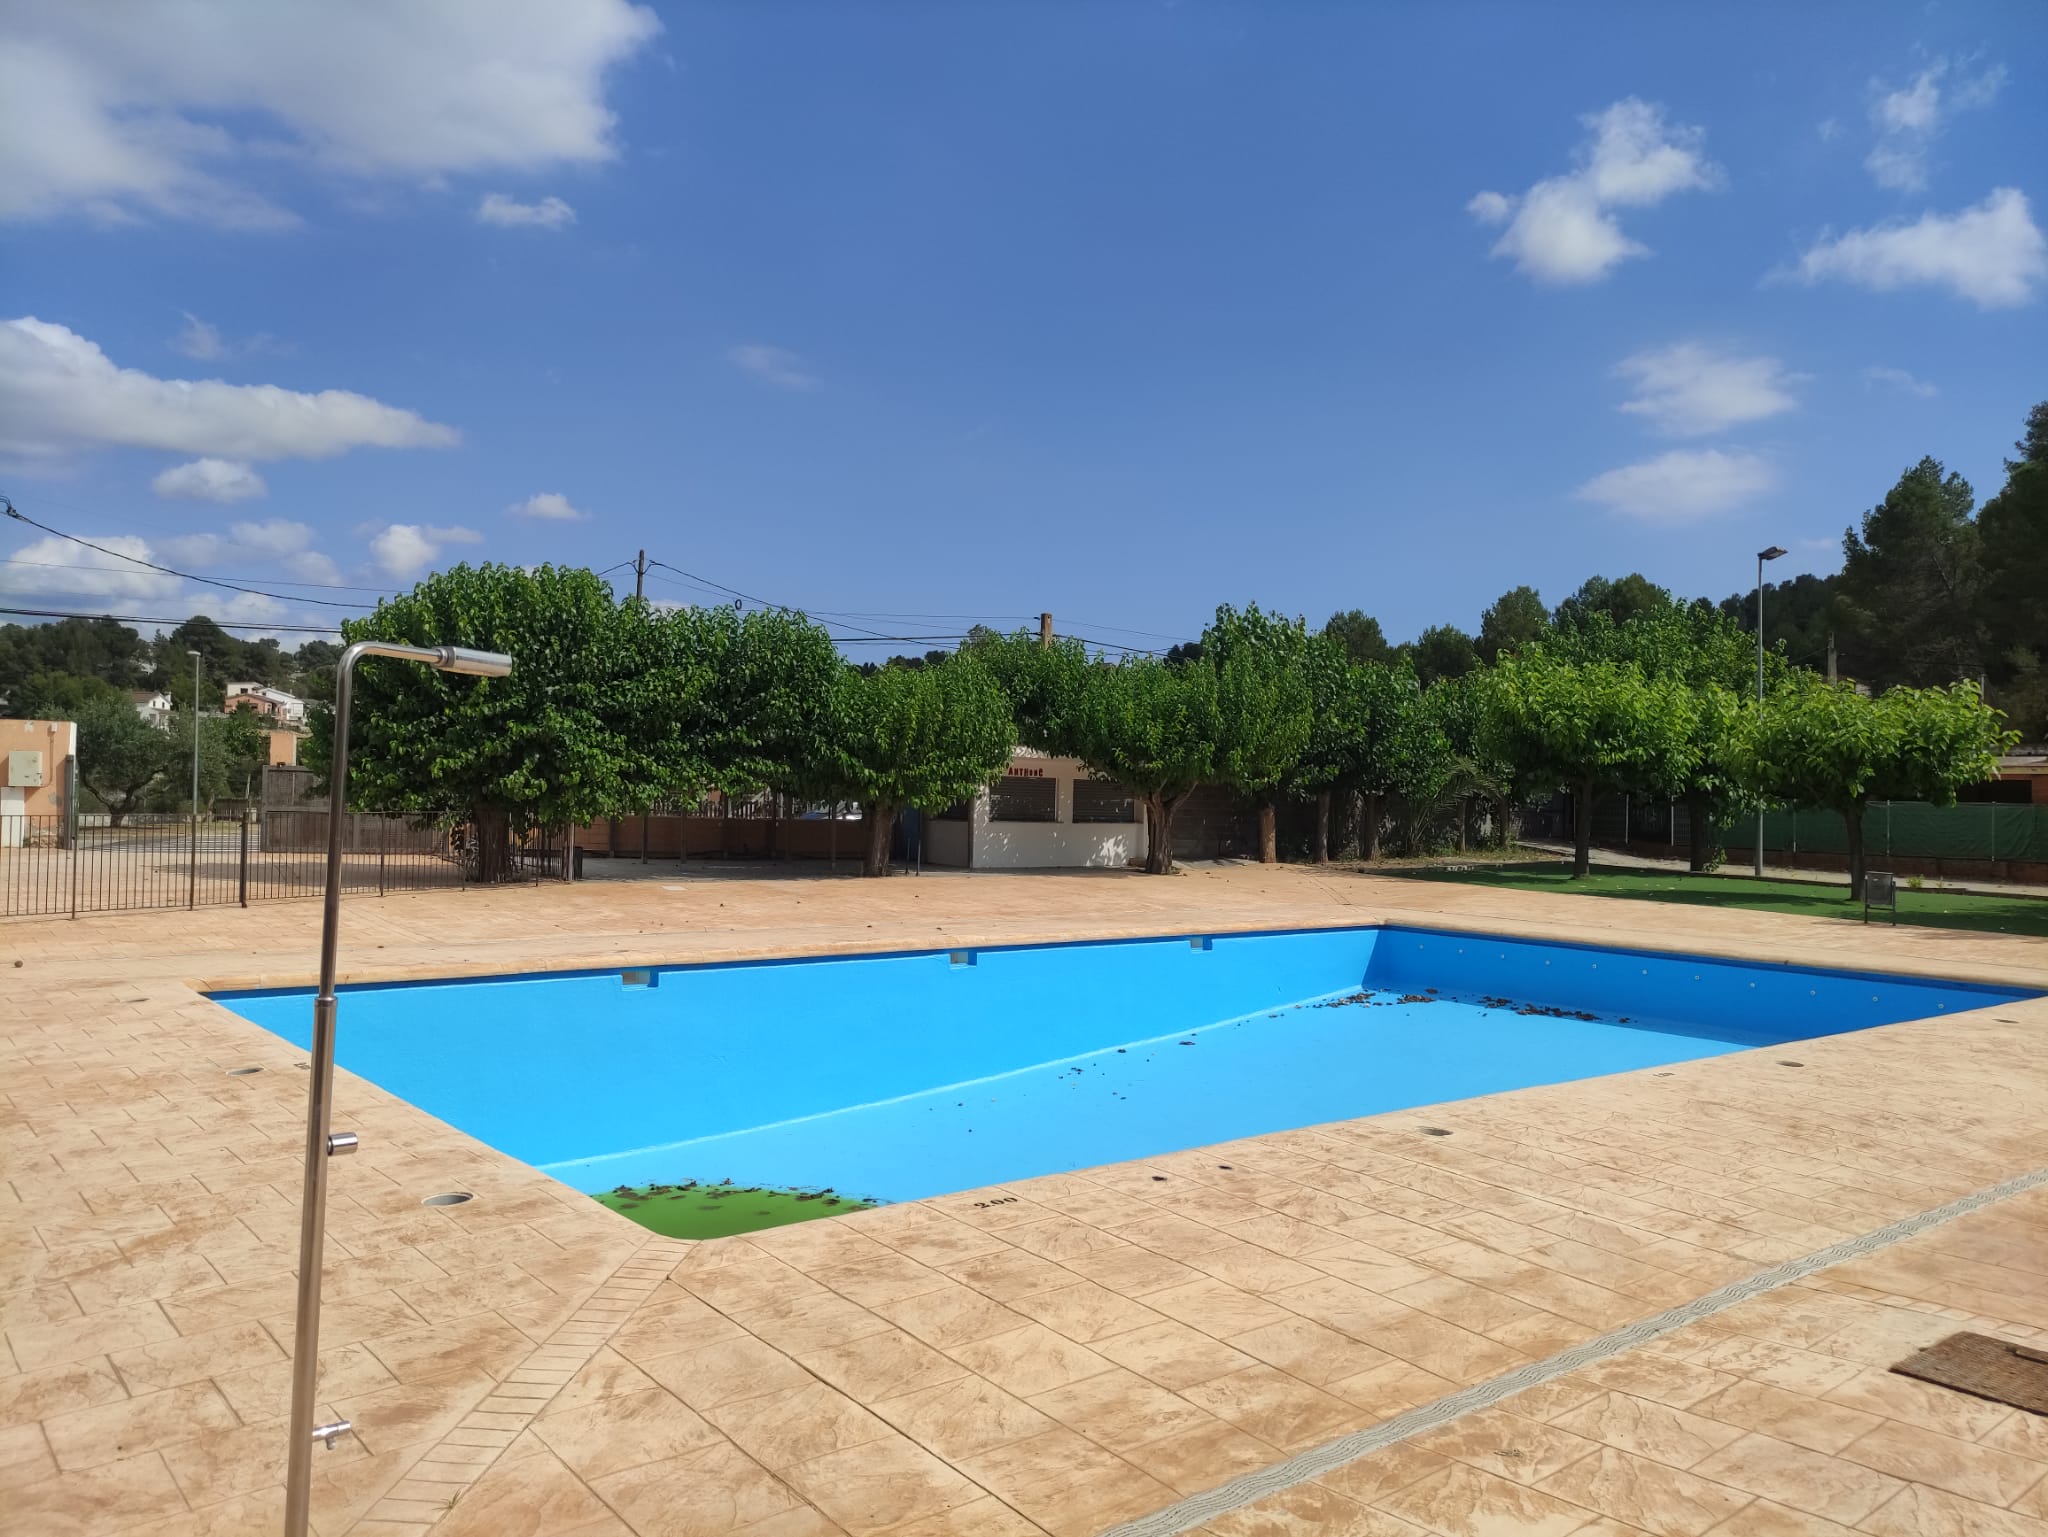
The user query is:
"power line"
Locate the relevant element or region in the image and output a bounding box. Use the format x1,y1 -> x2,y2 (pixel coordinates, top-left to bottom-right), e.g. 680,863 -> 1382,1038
0,554 -> 398,595
2,497 -> 377,610
0,604 -> 343,635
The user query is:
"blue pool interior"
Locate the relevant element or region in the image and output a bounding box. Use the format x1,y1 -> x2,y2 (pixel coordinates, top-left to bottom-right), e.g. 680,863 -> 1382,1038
214,925 -> 2036,1206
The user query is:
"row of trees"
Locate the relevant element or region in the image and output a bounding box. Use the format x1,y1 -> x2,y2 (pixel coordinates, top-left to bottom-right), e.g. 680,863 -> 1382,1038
326,559 -> 2011,890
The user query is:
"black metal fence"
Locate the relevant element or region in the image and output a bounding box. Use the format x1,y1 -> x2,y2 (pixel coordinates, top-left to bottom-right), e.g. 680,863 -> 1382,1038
0,810 -> 522,919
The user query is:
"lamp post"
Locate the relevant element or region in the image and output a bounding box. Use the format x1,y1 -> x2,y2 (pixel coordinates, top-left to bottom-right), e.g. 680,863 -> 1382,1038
283,641 -> 512,1537
188,650 -> 202,909
1753,546 -> 1787,879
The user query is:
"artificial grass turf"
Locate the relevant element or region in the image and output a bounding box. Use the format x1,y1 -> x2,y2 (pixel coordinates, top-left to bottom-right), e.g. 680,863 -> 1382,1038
596,1181 -> 877,1239
1391,860 -> 2048,939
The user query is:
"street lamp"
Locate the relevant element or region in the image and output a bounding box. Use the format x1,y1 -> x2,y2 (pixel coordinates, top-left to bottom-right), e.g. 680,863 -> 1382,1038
1753,547 -> 1787,879
283,641 -> 512,1537
187,650 -> 202,910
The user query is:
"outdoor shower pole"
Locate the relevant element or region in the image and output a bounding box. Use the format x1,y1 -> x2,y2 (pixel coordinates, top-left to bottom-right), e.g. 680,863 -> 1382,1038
188,649 -> 202,909
283,641 -> 512,1537
1753,546 -> 1786,880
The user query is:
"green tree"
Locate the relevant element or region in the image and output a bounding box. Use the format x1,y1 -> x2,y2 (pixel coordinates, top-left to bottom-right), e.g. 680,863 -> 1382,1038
1476,586 -> 1549,663
1546,604 -> 1789,871
328,563 -> 662,881
1481,650 -> 1698,877
1286,634 -> 1371,862
1979,406 -> 2048,737
1553,573 -> 1674,631
156,707 -> 271,811
1321,610 -> 1393,667
8,671 -> 124,720
1071,658 -> 1219,874
1350,662 -> 1451,860
1729,679 -> 2012,894
1836,457 -> 1984,688
828,659 -> 1015,877
0,616 -> 149,702
1402,623 -> 1480,686
75,694 -> 167,825
1203,604 -> 1312,863
964,630 -> 1093,757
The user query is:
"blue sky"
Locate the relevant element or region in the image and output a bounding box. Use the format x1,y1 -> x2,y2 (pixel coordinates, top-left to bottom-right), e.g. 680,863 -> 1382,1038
2,1 -> 2043,655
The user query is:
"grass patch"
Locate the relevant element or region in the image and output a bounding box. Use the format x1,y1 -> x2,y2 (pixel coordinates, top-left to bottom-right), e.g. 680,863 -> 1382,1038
595,1181 -> 877,1240
1389,860 -> 2048,939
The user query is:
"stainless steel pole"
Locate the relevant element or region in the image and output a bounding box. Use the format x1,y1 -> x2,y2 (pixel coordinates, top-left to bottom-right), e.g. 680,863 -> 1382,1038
283,640 -> 511,1537
190,650 -> 202,908
283,646 -> 362,1537
1754,555 -> 1765,880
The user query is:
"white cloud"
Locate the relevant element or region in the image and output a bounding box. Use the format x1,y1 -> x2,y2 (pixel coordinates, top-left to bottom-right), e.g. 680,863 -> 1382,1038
1575,449 -> 1776,524
0,316 -> 460,462
477,193 -> 576,229
1793,188 -> 2045,309
170,311 -> 286,361
230,518 -> 315,556
0,532 -> 181,600
1469,99 -> 1720,284
368,522 -> 483,581
1614,345 -> 1802,437
282,550 -> 343,586
0,2 -> 661,227
1817,118 -> 1842,143
172,312 -> 226,360
1864,57 -> 2005,192
1863,365 -> 1938,398
727,343 -> 820,391
507,491 -> 589,521
152,456 -> 268,502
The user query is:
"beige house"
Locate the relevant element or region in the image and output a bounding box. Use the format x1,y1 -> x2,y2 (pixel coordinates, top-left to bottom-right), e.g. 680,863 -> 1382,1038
0,717 -> 76,847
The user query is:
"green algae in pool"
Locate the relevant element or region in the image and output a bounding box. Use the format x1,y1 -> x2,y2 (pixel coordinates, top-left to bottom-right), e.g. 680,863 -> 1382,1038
596,1180 -> 876,1239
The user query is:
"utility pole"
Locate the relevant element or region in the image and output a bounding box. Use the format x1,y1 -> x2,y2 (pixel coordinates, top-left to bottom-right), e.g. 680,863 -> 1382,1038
1038,612 -> 1053,649
188,649 -> 202,910
1753,546 -> 1786,879
634,550 -> 647,601
1826,631 -> 1837,684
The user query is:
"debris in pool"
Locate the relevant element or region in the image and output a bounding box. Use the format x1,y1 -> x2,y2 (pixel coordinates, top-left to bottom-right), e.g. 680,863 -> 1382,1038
1179,1039 -> 1195,1045
1117,1048 -> 1126,1053
1399,994 -> 1434,1004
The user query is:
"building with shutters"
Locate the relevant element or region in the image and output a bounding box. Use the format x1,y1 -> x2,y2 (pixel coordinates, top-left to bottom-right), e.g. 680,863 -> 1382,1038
923,748 -> 1148,870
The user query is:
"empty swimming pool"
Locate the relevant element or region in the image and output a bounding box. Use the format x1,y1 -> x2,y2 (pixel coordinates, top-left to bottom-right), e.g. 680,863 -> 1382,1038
214,925 -> 2033,1207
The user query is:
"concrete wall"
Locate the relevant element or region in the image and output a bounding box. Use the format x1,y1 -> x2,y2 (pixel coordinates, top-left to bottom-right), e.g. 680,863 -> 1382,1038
965,754 -> 1147,870
0,718 -> 76,847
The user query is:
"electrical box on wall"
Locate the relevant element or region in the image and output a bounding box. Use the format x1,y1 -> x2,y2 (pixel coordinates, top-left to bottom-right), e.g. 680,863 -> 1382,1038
5,750 -> 44,787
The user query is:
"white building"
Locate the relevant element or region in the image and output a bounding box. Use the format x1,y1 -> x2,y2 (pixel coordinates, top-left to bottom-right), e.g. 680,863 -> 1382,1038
130,690 -> 173,730
924,749 -> 1148,870
223,682 -> 307,726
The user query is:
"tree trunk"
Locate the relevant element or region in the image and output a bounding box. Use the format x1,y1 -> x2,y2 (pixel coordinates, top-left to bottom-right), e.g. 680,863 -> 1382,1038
1572,777 -> 1593,878
1457,798 -> 1468,853
1686,791 -> 1711,873
1258,801 -> 1277,864
474,804 -> 511,883
1314,790 -> 1331,864
1844,799 -> 1866,899
1144,793 -> 1177,875
862,803 -> 896,877
1362,793 -> 1382,862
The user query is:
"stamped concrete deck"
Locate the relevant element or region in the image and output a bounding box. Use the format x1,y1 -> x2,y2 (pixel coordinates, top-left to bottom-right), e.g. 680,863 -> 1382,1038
5,864 -> 2048,1537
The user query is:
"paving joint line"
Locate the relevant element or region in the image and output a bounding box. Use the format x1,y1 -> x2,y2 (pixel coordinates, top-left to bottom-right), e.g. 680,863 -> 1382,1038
361,1233 -> 694,1533
1100,1161 -> 2048,1537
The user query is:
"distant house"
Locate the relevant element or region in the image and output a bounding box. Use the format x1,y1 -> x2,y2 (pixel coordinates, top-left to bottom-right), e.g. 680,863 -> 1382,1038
130,690 -> 173,730
924,748 -> 1148,870
223,682 -> 306,726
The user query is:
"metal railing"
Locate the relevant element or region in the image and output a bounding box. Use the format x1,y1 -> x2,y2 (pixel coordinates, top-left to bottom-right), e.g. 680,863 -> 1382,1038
0,810 -> 488,919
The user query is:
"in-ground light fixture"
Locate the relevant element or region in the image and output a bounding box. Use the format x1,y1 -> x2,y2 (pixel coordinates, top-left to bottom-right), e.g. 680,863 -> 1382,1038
283,642 -> 511,1537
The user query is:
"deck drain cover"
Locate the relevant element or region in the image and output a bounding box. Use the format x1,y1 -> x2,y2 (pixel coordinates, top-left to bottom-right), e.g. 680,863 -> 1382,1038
1892,1331 -> 2048,1414
1418,1126 -> 1453,1137
421,1191 -> 474,1207
226,1066 -> 263,1076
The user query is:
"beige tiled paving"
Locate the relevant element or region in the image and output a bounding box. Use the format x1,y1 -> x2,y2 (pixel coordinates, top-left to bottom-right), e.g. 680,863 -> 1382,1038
4,863 -> 2048,1536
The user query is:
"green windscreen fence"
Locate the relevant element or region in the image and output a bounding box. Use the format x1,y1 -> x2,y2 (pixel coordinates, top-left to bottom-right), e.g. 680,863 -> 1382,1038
1719,801 -> 2048,862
